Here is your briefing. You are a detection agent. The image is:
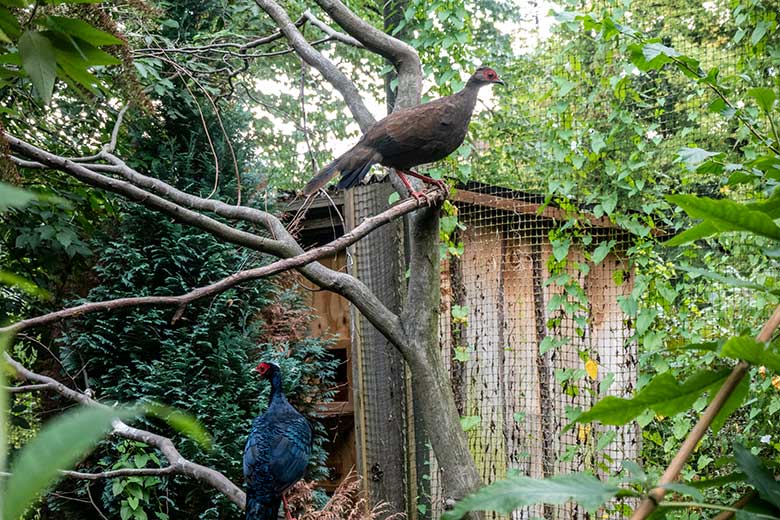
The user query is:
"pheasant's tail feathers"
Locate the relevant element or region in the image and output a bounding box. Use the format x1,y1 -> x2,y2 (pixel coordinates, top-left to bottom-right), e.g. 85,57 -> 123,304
335,160 -> 375,191
302,160 -> 340,196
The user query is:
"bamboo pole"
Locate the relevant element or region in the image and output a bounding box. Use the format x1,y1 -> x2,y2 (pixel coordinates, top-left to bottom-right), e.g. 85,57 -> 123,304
630,305 -> 780,520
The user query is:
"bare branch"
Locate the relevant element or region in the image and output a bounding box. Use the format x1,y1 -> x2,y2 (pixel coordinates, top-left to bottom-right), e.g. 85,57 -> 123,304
4,383 -> 53,393
4,353 -> 247,509
302,9 -> 364,48
102,105 -> 129,154
313,0 -> 421,108
61,466 -> 177,480
255,0 -> 376,131
0,186 -> 443,337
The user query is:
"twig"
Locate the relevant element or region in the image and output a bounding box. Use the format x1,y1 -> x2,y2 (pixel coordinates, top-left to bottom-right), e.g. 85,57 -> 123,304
85,482 -> 109,520
631,305 -> 780,519
4,383 -> 52,393
61,466 -> 177,479
102,105 -> 129,154
302,9 -> 364,48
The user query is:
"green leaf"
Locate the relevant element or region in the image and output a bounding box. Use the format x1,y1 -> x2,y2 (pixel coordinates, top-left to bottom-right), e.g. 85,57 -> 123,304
591,241 -> 612,264
18,30 -> 57,104
590,132 -> 606,154
0,271 -> 51,299
42,16 -> 123,46
460,415 -> 481,432
3,406 -> 137,520
711,374 -> 749,434
734,443 -> 780,509
0,6 -> 21,40
144,403 -> 211,449
748,88 -> 777,113
643,42 -> 680,62
388,192 -> 400,205
0,182 -> 36,211
667,195 -> 780,242
677,147 -> 720,170
720,336 -> 780,373
552,238 -> 570,262
750,21 -> 769,45
572,369 -> 730,427
441,473 -> 623,519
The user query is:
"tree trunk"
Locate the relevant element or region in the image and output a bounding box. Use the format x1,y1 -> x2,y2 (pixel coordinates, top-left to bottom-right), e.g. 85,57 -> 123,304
403,207 -> 483,518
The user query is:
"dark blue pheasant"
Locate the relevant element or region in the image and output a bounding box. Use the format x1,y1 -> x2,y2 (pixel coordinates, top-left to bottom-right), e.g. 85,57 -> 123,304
243,362 -> 312,520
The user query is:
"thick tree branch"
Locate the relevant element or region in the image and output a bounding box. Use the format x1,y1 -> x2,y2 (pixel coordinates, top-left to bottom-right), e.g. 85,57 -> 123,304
4,353 -> 247,509
255,0 -> 376,131
0,186 -> 443,336
313,0 -> 421,108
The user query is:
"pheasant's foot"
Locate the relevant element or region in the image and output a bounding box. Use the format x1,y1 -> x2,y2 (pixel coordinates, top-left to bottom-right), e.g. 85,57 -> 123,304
401,170 -> 448,194
410,190 -> 434,206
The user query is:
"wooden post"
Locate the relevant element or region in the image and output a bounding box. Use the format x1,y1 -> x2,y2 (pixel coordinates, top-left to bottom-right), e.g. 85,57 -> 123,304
346,182 -> 408,518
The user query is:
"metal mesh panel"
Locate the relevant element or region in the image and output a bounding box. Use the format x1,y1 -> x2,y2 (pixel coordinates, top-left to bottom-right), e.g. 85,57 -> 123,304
428,185 -> 637,519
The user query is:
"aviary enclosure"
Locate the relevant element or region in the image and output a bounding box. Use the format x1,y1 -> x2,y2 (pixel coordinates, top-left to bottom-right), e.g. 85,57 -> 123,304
291,181 -> 638,519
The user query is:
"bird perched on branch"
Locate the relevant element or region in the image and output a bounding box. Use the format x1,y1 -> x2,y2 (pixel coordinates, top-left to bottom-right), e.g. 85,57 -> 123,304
244,362 -> 312,520
303,66 -> 505,203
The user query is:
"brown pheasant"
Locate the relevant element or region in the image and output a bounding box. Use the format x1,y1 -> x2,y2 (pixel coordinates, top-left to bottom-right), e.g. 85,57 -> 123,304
303,67 -> 504,202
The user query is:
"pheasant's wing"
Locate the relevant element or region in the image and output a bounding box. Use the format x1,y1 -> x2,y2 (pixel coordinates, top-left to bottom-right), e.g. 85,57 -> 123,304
268,416 -> 312,494
364,98 -> 459,160
243,419 -> 271,486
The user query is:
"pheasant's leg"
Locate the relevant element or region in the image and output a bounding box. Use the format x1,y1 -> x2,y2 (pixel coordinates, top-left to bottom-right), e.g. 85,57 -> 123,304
402,169 -> 448,193
395,170 -> 432,205
282,495 -> 295,520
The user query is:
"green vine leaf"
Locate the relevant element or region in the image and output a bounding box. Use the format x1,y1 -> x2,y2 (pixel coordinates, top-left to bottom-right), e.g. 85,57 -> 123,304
667,195 -> 780,242
18,30 -> 57,104
441,473 -> 625,519
570,369 -> 731,428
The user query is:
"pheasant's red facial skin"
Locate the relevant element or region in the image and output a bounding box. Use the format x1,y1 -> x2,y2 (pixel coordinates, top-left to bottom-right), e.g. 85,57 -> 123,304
255,362 -> 271,377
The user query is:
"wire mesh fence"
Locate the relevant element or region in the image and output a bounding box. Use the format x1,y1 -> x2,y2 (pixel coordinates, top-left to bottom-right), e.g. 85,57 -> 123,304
425,182 -> 637,519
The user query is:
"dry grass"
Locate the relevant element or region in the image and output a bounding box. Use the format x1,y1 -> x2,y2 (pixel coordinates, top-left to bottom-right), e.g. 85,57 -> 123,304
286,471 -> 406,520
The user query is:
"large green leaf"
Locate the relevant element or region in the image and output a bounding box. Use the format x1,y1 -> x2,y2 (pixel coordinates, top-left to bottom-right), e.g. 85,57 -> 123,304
441,474 -> 624,520
748,88 -> 777,114
572,369 -> 730,427
42,16 -> 123,46
144,403 -> 211,449
0,6 -> 21,40
0,182 -> 36,211
3,406 -> 138,520
721,336 -> 780,373
18,30 -> 56,104
734,443 -> 780,509
667,195 -> 780,242
711,374 -> 749,433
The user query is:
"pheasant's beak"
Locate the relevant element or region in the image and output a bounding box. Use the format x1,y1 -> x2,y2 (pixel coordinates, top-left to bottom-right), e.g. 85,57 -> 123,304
494,78 -> 506,86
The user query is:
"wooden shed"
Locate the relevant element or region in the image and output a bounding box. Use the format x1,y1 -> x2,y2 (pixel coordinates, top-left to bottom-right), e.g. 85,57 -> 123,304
288,181 -> 639,519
